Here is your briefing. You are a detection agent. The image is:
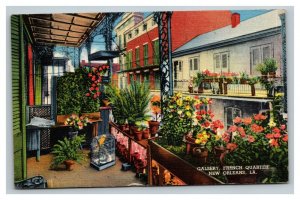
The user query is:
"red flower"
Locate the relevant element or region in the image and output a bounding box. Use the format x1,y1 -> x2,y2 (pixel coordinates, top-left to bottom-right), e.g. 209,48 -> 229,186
280,124 -> 286,130
200,109 -> 206,115
195,104 -> 201,110
85,93 -> 90,97
95,87 -> 99,91
93,94 -> 97,99
273,133 -> 281,139
96,92 -> 101,96
194,96 -> 199,99
89,87 -> 95,91
237,127 -> 246,137
211,120 -> 224,129
196,115 -> 202,120
282,134 -> 288,142
233,117 -> 242,124
88,73 -> 92,77
269,139 -> 279,147
272,127 -> 281,134
91,76 -> 96,81
207,110 -> 212,114
254,113 -> 267,121
222,132 -> 230,143
228,125 -> 237,133
248,135 -> 255,143
92,83 -> 96,87
242,117 -> 252,125
208,99 -> 212,104
266,133 -> 274,139
203,121 -> 210,127
251,124 -> 264,133
227,143 -> 238,151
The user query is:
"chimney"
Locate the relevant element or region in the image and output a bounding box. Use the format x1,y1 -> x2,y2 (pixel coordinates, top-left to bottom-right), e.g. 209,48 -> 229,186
231,13 -> 240,28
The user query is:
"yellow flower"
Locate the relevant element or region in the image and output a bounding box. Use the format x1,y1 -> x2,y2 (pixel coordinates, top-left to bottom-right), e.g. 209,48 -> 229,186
194,99 -> 201,105
176,99 -> 183,106
176,92 -> 182,98
184,96 -> 191,101
215,135 -> 221,140
268,120 -> 277,128
195,139 -> 201,144
185,105 -> 191,110
98,135 -> 106,146
186,111 -> 192,118
177,110 -> 183,115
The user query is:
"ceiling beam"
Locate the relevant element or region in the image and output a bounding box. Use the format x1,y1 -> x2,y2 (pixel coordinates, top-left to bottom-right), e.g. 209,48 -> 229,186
31,25 -> 86,34
29,16 -> 92,28
65,14 -> 99,21
35,37 -> 78,43
36,41 -> 78,47
33,32 -> 81,39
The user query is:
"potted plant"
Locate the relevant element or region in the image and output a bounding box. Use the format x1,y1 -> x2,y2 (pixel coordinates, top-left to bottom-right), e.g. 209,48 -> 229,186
64,114 -> 89,138
248,77 -> 259,96
193,71 -> 207,93
134,121 -> 149,140
51,135 -> 86,171
264,58 -> 278,78
256,63 -> 268,79
148,95 -> 161,137
239,72 -> 249,84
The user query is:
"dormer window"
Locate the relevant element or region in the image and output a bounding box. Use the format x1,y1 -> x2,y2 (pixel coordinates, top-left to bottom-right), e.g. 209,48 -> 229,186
143,24 -> 147,31
135,28 -> 139,35
128,32 -> 132,39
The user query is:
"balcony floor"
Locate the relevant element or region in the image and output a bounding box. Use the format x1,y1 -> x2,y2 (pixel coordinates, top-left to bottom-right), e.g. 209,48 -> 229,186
27,150 -> 145,188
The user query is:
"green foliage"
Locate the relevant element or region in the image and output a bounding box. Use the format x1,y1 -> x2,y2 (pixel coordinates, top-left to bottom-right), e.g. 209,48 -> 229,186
193,72 -> 206,87
264,58 -> 278,72
160,93 -> 196,146
56,68 -> 100,115
256,63 -> 268,74
248,77 -> 259,85
106,82 -> 151,125
51,135 -> 86,168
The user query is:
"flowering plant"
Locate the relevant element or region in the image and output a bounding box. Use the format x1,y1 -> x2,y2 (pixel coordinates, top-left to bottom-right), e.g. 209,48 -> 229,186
82,65 -> 109,99
64,114 -> 89,131
224,113 -> 288,170
150,95 -> 161,121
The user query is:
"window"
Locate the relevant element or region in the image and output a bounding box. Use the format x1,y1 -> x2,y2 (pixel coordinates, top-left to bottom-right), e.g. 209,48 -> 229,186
153,40 -> 159,65
126,51 -> 132,69
189,57 -> 199,71
136,73 -> 141,82
128,32 -> 132,39
250,43 -> 273,74
135,28 -> 139,35
173,61 -> 183,88
152,18 -> 156,26
225,107 -> 242,129
214,52 -> 229,72
143,23 -> 147,31
135,47 -> 140,67
154,70 -> 160,90
143,72 -> 150,86
143,44 -> 148,66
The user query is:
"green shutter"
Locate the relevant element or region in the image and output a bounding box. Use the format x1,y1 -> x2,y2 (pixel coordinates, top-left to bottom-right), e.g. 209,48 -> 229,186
11,15 -> 26,181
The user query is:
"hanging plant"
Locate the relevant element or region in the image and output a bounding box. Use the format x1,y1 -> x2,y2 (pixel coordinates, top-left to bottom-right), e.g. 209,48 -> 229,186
82,65 -> 109,99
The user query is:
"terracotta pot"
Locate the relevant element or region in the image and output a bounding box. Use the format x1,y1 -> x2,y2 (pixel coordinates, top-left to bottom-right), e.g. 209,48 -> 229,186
227,174 -> 258,184
134,129 -> 143,141
148,121 -> 160,136
240,79 -> 248,84
64,160 -> 75,171
185,135 -> 196,155
129,125 -> 137,136
142,129 -> 150,139
119,124 -> 127,132
192,147 -> 208,165
214,146 -> 227,165
268,71 -> 276,78
81,112 -> 101,120
198,84 -> 204,93
188,86 -> 193,93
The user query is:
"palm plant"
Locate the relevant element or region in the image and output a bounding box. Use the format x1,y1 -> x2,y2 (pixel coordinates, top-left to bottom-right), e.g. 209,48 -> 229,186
51,135 -> 86,168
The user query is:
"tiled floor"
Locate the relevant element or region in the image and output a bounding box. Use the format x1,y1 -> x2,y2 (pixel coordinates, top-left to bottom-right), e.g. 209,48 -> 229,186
27,150 -> 145,188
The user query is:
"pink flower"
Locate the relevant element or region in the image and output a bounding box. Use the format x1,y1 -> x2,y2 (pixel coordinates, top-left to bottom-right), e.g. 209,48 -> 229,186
272,127 -> 281,134
85,93 -> 90,97
273,133 -> 281,139
280,124 -> 286,130
254,113 -> 267,121
237,127 -> 246,137
269,139 -> 279,147
233,117 -> 242,124
242,117 -> 252,125
227,143 -> 237,151
228,125 -> 238,133
266,133 -> 274,139
251,124 -> 264,133
282,134 -> 288,142
248,135 -> 255,143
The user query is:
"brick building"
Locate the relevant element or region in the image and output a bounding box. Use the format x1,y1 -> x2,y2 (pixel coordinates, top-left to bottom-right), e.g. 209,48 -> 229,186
114,11 -> 232,90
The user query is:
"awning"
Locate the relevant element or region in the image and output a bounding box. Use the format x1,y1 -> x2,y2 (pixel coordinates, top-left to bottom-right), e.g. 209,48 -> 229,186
24,13 -> 105,47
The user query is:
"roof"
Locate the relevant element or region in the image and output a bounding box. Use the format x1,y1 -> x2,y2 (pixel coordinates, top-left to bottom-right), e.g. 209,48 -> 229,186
173,10 -> 284,57
24,13 -> 105,47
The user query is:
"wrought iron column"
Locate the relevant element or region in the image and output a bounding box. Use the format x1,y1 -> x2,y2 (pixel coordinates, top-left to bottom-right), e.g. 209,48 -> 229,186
280,12 -> 287,113
154,12 -> 173,98
104,15 -> 113,80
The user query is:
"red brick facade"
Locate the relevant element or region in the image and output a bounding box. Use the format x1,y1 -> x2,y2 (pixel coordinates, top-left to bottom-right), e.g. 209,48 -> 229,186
123,11 -> 232,89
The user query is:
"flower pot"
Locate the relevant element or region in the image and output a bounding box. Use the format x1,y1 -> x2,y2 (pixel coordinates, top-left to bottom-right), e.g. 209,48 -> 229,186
240,79 -> 248,84
81,112 -> 101,120
129,125 -> 136,136
185,135 -> 196,155
134,130 -> 143,141
142,129 -> 150,139
198,84 -> 204,93
119,124 -> 127,132
214,146 -> 227,165
64,160 -> 75,171
188,86 -> 193,93
192,147 -> 208,166
148,121 -> 160,136
268,71 -> 276,78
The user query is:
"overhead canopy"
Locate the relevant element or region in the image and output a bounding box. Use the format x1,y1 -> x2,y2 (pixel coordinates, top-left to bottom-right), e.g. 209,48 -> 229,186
89,50 -> 120,61
24,13 -> 105,47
